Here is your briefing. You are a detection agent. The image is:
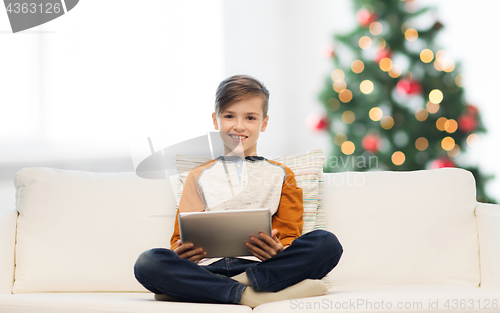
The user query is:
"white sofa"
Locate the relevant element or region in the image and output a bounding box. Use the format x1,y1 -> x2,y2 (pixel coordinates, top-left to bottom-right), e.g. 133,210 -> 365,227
0,166 -> 499,313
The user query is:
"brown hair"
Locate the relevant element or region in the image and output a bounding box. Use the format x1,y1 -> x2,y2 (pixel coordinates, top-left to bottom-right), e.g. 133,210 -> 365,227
214,75 -> 270,118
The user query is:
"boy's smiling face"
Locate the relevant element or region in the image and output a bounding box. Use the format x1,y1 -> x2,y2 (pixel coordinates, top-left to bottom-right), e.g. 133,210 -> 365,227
212,96 -> 269,157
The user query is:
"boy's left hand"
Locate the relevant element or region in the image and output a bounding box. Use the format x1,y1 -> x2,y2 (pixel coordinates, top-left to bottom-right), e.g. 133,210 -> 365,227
246,229 -> 285,261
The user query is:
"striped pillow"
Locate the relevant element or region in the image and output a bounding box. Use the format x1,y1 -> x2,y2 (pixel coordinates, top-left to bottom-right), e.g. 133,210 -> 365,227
272,149 -> 325,234
271,149 -> 330,288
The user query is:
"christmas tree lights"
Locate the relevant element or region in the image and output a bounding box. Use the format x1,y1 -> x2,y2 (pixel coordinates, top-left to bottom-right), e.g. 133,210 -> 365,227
316,0 -> 495,202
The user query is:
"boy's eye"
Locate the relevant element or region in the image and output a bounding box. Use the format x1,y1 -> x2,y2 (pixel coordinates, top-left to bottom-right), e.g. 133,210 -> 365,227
247,116 -> 256,120
223,114 -> 233,119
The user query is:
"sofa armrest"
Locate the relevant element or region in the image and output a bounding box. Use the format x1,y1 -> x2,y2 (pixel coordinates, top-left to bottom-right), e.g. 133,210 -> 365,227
475,202 -> 500,290
0,209 -> 17,294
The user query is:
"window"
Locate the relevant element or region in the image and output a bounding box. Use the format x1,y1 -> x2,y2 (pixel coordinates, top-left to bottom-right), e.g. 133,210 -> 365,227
0,0 -> 225,163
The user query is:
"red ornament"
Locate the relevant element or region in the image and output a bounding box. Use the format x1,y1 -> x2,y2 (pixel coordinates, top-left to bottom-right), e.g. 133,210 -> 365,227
430,158 -> 456,169
466,104 -> 479,116
458,114 -> 477,133
433,21 -> 443,30
396,79 -> 423,95
325,48 -> 335,58
362,134 -> 380,153
375,49 -> 392,63
357,8 -> 377,27
307,114 -> 329,131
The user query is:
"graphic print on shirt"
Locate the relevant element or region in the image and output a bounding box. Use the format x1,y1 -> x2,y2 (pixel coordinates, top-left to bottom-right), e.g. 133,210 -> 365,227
198,157 -> 286,214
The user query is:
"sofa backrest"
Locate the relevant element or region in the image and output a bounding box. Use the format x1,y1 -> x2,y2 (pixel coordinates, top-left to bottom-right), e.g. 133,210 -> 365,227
322,168 -> 480,287
12,166 -> 481,293
13,167 -> 178,293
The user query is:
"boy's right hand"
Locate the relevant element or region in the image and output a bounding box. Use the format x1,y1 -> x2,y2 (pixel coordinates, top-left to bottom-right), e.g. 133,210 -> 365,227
174,240 -> 207,263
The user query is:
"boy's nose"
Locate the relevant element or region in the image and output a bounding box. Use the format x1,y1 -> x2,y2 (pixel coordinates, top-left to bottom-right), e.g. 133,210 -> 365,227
234,119 -> 245,130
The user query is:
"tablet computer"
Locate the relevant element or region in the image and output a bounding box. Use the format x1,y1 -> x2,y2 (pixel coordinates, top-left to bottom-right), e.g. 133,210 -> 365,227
178,208 -> 272,258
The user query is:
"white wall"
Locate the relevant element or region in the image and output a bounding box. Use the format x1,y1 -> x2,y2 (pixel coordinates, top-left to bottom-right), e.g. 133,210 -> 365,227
0,0 -> 225,165
222,0 -> 355,159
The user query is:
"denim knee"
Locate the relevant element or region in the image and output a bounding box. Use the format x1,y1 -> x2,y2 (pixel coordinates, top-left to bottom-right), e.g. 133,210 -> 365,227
134,249 -> 154,282
304,229 -> 343,260
134,248 -> 174,282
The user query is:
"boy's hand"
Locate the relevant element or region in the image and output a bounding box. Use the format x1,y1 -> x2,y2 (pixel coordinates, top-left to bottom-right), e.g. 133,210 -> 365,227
174,240 -> 207,263
246,229 -> 284,261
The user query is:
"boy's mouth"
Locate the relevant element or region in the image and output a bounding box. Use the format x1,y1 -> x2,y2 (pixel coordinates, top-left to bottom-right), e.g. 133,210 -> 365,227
229,134 -> 248,142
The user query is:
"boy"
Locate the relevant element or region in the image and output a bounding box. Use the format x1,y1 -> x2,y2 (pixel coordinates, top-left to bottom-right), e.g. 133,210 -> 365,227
134,75 -> 343,308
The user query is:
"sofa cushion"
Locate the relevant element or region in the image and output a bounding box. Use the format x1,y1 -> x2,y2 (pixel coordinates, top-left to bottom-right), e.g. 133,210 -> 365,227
13,167 -> 177,293
322,168 -> 480,287
252,284 -> 499,313
0,292 -> 252,313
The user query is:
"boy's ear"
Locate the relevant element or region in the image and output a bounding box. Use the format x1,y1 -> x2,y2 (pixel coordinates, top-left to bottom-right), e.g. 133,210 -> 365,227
212,112 -> 219,130
260,115 -> 269,132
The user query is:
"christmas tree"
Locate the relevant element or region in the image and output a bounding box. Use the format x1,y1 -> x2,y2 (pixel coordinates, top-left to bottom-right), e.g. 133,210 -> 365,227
316,0 -> 495,203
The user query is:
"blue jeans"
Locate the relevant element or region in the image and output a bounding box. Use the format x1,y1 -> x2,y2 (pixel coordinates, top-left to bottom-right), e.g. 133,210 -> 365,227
134,229 -> 343,304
